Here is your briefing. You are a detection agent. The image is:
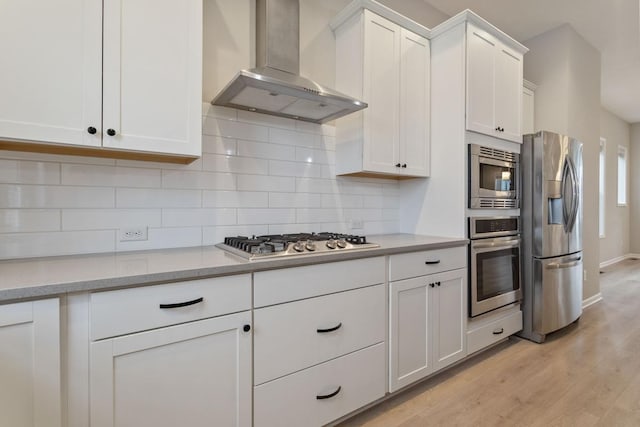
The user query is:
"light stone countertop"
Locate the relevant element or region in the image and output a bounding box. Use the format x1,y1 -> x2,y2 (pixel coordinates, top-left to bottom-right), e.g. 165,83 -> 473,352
0,233 -> 468,303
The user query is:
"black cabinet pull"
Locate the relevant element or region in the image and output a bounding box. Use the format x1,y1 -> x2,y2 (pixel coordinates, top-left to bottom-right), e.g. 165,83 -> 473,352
87,126 -> 97,135
495,127 -> 500,131
316,386 -> 342,400
106,128 -> 116,136
317,322 -> 342,333
243,324 -> 251,332
493,328 -> 504,335
436,281 -> 441,286
429,283 -> 435,288
401,164 -> 407,168
425,260 -> 441,265
159,297 -> 203,309
395,163 -> 401,167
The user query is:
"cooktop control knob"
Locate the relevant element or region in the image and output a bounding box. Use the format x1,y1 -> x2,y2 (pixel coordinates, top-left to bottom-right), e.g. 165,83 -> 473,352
305,240 -> 316,251
337,239 -> 347,249
293,241 -> 305,252
326,239 -> 337,249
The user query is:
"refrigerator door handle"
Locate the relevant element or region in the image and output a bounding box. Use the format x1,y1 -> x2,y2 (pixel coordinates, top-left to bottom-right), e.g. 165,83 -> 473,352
568,156 -> 580,232
546,256 -> 582,270
561,159 -> 571,232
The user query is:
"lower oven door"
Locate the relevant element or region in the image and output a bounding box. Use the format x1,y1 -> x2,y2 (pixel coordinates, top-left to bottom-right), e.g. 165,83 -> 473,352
470,236 -> 522,317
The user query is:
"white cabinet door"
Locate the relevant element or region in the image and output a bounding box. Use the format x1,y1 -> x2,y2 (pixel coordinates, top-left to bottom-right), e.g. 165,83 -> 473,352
90,311 -> 252,427
494,46 -> 523,143
363,11 -> 400,174
522,85 -> 535,135
431,269 -> 467,372
102,0 -> 202,156
0,0 -> 102,147
389,276 -> 431,392
399,28 -> 430,177
466,23 -> 523,143
0,299 -> 61,427
466,25 -> 496,138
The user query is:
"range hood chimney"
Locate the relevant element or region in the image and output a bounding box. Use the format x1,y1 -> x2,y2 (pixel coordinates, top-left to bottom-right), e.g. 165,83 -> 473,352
211,0 -> 367,124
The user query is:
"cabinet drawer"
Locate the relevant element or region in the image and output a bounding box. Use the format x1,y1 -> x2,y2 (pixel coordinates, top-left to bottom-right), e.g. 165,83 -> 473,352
254,284 -> 385,385
254,343 -> 385,427
90,274 -> 251,340
389,246 -> 467,281
467,309 -> 522,355
254,257 -> 385,307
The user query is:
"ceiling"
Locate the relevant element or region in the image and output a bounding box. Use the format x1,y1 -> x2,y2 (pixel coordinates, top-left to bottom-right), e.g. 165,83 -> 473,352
424,0 -> 640,124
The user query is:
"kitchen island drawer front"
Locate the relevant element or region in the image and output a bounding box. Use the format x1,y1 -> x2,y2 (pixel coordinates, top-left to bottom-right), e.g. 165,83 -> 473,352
90,274 -> 251,340
254,284 -> 385,385
254,257 -> 385,307
254,343 -> 385,427
389,246 -> 467,281
467,309 -> 522,354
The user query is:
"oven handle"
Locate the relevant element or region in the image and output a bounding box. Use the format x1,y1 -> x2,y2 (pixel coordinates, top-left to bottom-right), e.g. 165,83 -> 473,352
471,239 -> 520,250
546,256 -> 582,270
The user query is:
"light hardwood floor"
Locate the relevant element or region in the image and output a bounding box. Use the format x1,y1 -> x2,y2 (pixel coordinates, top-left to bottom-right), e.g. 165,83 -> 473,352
338,258 -> 640,427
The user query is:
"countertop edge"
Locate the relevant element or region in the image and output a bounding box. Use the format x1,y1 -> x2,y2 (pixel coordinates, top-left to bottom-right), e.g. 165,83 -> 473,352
0,236 -> 469,303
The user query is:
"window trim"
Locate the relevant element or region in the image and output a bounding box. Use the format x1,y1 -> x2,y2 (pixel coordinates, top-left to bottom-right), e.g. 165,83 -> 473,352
617,145 -> 628,207
599,137 -> 606,238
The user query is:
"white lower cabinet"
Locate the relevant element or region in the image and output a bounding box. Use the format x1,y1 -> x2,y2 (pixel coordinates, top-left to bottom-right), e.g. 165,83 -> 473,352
254,343 -> 385,427
90,311 -> 252,427
0,298 -> 61,427
389,268 -> 467,392
467,306 -> 522,355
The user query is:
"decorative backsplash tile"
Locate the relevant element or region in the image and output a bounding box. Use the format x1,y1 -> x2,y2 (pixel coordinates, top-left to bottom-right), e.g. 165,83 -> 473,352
0,104 -> 400,259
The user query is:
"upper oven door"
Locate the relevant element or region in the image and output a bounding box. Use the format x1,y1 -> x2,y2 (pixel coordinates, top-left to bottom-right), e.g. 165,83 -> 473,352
470,235 -> 522,317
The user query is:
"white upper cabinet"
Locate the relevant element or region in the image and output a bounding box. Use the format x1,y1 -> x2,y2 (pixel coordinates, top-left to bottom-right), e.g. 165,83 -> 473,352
0,0 -> 202,162
522,80 -> 537,135
466,22 -> 525,143
333,8 -> 430,178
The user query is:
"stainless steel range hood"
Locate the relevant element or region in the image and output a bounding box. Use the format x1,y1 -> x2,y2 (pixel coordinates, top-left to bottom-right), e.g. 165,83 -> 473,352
212,0 -> 367,124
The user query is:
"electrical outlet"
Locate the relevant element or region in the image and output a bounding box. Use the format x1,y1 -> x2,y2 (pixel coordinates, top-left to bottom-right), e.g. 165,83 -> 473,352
119,227 -> 148,242
350,219 -> 364,230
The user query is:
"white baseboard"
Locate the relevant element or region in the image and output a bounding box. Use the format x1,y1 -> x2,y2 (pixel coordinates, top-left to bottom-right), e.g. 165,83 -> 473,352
582,293 -> 602,309
600,253 -> 640,269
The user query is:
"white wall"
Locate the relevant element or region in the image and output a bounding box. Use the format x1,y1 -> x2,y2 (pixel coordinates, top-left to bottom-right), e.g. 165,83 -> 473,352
599,108 -> 630,263
524,24 -> 601,300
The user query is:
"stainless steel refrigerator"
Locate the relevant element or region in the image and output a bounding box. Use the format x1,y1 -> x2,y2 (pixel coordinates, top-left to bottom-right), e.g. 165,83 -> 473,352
519,131 -> 583,343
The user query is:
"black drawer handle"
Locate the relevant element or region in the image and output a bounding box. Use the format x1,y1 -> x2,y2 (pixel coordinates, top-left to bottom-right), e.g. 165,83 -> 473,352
425,260 -> 441,265
317,323 -> 342,333
159,297 -> 204,309
316,386 -> 341,400
493,328 -> 504,335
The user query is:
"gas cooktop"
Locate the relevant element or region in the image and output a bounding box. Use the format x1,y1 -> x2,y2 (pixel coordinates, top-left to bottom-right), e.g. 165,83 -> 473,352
216,233 -> 380,260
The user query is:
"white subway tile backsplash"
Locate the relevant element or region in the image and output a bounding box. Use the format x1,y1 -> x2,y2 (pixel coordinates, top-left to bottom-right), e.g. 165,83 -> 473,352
237,208 -> 296,225
203,117 -> 269,142
162,208 -> 236,227
202,136 -> 237,156
269,128 -> 317,148
61,164 -> 161,188
0,230 -> 115,259
0,159 -> 60,184
162,170 -> 236,190
0,209 -> 60,233
116,188 -> 201,208
0,115 -> 400,259
115,227 -> 202,251
268,160 -> 322,178
296,208 -> 345,224
0,185 -> 115,208
62,209 -> 161,231
237,174 -> 295,192
203,191 -> 268,208
202,154 -> 269,175
237,140 -> 295,161
295,177 -> 338,194
269,192 -> 322,208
